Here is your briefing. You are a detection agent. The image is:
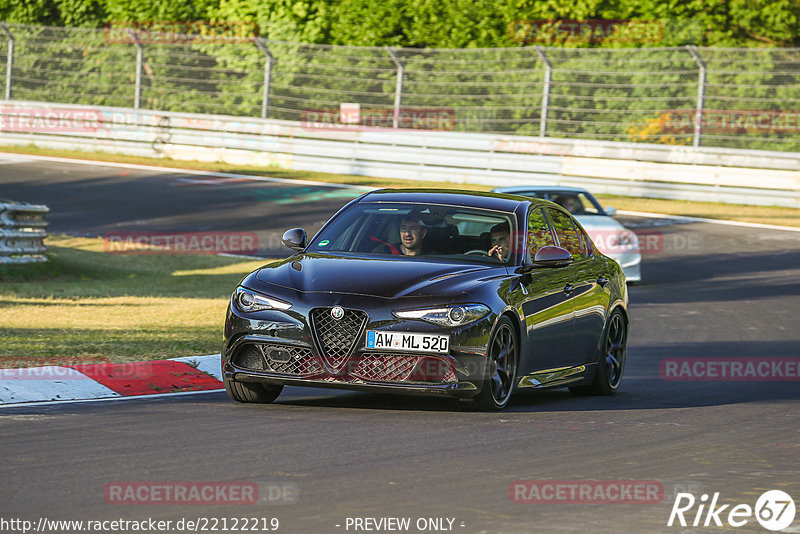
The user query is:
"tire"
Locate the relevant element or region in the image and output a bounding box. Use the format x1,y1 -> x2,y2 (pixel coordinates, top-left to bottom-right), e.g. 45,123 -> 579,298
471,316 -> 519,411
224,377 -> 283,403
570,309 -> 627,396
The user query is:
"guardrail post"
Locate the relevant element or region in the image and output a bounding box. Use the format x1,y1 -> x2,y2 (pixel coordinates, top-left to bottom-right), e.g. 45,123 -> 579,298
0,23 -> 14,100
387,48 -> 404,129
687,45 -> 706,149
534,46 -> 552,138
255,38 -> 273,119
128,29 -> 143,109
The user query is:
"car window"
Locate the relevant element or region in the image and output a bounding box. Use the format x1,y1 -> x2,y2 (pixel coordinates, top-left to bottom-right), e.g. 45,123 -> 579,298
517,191 -> 602,216
546,208 -> 583,261
577,193 -> 600,215
575,221 -> 594,257
526,208 -> 555,260
307,202 -> 516,264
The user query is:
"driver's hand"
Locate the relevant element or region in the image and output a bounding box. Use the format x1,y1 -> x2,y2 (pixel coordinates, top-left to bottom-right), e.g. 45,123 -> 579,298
488,245 -> 502,260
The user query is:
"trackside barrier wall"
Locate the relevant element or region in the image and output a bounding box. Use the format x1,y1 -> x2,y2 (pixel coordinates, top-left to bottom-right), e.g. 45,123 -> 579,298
0,200 -> 49,263
0,101 -> 798,207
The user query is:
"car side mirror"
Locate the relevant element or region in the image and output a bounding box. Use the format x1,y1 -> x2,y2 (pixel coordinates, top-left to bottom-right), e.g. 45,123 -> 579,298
516,246 -> 573,273
281,228 -> 307,252
533,245 -> 573,268
604,206 -> 617,217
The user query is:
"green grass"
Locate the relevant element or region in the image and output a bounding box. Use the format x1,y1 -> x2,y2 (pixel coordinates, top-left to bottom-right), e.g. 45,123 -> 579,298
3,145 -> 798,227
0,235 -> 269,365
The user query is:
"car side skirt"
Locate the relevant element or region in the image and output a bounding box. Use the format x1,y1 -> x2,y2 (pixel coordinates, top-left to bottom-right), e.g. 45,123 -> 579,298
517,363 -> 598,389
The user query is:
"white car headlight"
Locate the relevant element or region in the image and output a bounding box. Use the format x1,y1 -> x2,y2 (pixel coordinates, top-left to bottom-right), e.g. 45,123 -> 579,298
393,304 -> 490,327
233,286 -> 291,312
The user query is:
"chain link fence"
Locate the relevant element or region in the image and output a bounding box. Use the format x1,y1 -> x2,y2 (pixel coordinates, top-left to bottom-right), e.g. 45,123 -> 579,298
1,23 -> 799,152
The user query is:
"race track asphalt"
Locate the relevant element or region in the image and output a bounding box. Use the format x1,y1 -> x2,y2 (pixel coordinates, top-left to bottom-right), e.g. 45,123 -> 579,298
1,154 -> 799,533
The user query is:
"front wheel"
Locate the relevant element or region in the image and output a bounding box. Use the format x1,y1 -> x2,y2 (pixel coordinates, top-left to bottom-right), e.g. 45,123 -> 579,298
570,309 -> 627,396
224,377 -> 283,403
472,316 -> 518,411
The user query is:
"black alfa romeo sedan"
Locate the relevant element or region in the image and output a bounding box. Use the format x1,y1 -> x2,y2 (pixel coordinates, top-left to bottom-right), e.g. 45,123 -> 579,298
222,189 -> 629,410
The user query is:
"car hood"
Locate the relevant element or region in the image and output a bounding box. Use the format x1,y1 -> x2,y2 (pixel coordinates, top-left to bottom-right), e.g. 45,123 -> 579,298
574,214 -> 627,232
253,253 -> 504,299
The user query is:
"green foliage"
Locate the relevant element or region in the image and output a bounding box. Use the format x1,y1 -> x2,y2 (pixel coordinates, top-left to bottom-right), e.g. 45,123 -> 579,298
0,2 -> 797,153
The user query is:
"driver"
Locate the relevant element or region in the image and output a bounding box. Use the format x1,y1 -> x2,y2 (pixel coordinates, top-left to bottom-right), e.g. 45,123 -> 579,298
488,222 -> 510,262
555,195 -> 582,214
370,215 -> 429,255
398,216 -> 427,256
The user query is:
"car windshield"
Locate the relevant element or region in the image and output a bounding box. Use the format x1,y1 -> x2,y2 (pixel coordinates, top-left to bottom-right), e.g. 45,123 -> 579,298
523,191 -> 603,215
307,202 -> 517,264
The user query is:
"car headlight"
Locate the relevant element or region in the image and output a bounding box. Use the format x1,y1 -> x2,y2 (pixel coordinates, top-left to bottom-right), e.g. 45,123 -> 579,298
393,304 -> 490,327
233,286 -> 291,312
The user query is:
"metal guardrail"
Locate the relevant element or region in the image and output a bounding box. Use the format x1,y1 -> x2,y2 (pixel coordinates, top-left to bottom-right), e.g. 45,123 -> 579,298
0,101 -> 798,208
0,201 -> 49,264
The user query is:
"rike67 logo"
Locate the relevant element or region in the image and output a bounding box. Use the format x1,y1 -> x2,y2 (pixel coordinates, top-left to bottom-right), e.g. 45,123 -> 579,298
668,490 -> 796,531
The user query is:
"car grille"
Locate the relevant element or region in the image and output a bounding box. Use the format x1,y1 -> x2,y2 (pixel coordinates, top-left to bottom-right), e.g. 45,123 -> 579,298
310,307 -> 367,371
258,344 -> 323,376
350,353 -> 417,382
233,344 -> 322,376
350,353 -> 457,383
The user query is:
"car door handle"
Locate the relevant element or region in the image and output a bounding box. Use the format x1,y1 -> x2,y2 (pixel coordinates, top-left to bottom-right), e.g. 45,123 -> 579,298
563,283 -> 574,295
597,276 -> 609,287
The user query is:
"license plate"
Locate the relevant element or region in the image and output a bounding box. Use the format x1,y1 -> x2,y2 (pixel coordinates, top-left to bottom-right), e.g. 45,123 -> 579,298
365,331 -> 449,354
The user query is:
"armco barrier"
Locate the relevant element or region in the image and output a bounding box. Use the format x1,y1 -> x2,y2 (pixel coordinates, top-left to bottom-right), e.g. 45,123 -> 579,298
0,201 -> 49,264
0,101 -> 798,207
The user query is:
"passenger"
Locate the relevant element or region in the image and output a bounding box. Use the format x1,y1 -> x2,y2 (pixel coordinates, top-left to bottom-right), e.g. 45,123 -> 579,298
488,222 -> 510,262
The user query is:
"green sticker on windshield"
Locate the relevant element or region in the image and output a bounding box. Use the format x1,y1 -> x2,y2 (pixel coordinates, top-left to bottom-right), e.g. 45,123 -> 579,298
319,240 -> 330,246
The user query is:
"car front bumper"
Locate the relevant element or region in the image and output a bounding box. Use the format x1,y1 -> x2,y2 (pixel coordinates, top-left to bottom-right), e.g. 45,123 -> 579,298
223,297 -> 495,399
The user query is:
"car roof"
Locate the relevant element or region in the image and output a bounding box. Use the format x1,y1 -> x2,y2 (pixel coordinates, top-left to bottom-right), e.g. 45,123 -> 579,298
359,188 -> 538,212
492,185 -> 589,195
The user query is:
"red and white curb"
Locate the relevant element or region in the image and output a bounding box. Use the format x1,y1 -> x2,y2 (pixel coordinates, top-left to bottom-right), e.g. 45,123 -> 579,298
0,354 -> 223,406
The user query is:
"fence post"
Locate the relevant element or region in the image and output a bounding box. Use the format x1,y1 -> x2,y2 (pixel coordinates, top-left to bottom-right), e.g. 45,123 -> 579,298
534,46 -> 552,138
387,47 -> 404,129
127,29 -> 143,109
687,45 -> 706,149
0,23 -> 14,100
254,38 -> 273,119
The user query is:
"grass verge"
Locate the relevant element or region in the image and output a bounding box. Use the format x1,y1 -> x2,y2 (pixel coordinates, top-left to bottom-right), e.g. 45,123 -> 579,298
2,145 -> 798,227
0,235 -> 270,365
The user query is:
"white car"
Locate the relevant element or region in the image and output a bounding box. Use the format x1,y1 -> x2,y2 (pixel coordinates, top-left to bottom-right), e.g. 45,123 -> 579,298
492,186 -> 641,282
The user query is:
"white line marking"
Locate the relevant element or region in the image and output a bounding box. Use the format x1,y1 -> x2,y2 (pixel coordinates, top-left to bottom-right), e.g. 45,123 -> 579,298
0,366 -> 120,404
0,155 -> 35,165
618,210 -> 800,233
0,387 -> 224,408
0,152 -> 373,190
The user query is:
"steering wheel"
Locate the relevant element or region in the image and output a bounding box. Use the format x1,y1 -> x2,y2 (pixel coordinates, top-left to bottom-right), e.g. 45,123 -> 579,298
464,249 -> 490,256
